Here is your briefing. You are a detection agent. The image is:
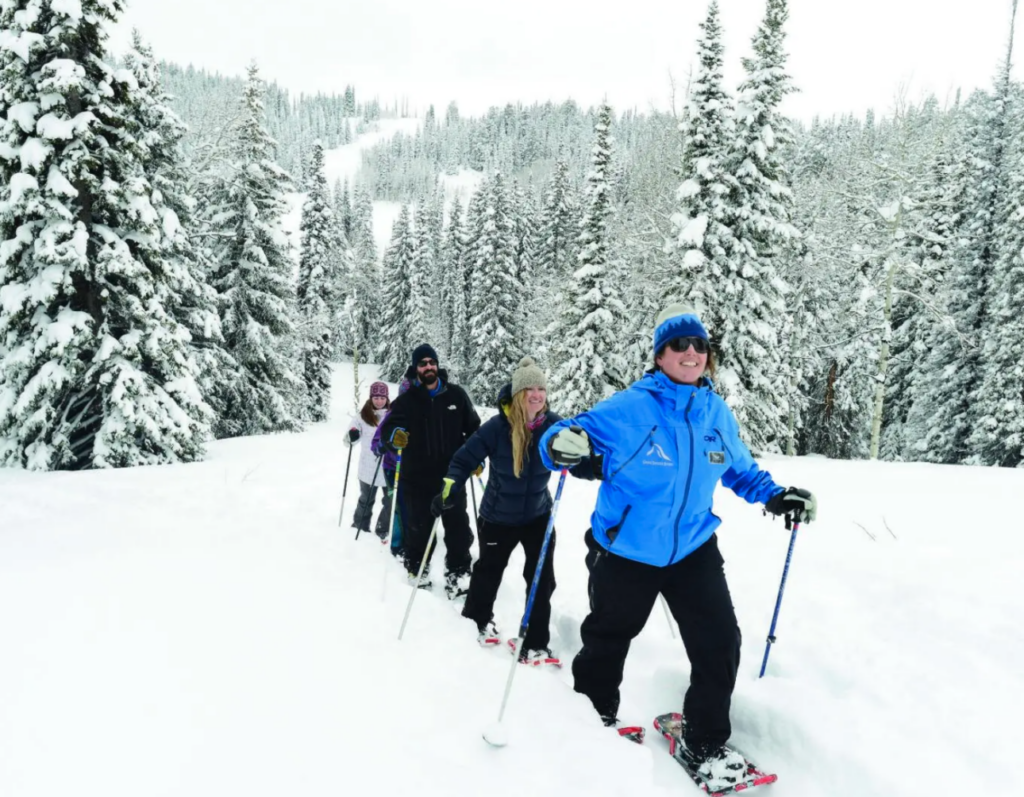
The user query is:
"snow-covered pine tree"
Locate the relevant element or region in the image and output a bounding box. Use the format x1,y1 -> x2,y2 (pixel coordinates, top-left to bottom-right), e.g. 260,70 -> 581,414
671,0 -> 739,325
0,2 -> 211,470
536,158 -> 579,280
439,197 -> 465,369
722,0 -> 798,453
880,133 -> 964,461
409,198 -> 437,348
377,205 -> 415,381
511,178 -> 538,351
549,103 -> 628,415
341,183 -> 378,359
297,141 -> 342,422
907,88 -> 1012,463
123,31 -> 235,431
467,172 -> 524,402
971,1 -> 1024,466
205,63 -> 303,437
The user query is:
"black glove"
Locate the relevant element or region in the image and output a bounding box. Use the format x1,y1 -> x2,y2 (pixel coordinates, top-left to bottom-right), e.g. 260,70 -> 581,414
347,428 -> 360,443
765,487 -> 817,528
547,426 -> 590,467
430,478 -> 456,517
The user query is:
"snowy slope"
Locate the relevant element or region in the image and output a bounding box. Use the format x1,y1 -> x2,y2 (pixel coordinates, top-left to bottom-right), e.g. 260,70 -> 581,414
1,362 -> 1020,797
282,117 -> 421,262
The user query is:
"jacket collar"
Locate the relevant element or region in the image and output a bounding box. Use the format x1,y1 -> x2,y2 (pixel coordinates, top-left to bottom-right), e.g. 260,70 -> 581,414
635,370 -> 713,416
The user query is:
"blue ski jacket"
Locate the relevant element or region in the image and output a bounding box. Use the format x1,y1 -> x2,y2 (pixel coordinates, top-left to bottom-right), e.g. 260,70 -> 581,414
538,371 -> 783,567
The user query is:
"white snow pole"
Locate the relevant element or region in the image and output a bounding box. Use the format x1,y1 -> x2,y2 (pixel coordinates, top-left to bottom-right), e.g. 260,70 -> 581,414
397,514 -> 442,640
483,469 -> 569,748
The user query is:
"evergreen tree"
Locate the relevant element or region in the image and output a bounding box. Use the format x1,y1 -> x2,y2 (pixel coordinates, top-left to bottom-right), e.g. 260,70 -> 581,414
0,1 -> 211,470
467,172 -> 523,401
409,199 -> 437,348
909,87 -> 1011,463
297,141 -> 341,422
123,31 -> 234,430
971,5 -> 1024,466
439,198 -> 465,364
341,183 -> 378,359
536,158 -> 580,280
549,104 -> 628,415
722,0 -> 798,453
671,0 -> 740,325
206,64 -> 303,437
377,205 -> 415,381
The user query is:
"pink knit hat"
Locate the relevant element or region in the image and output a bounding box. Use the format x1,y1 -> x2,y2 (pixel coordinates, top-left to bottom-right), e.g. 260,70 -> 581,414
370,381 -> 389,399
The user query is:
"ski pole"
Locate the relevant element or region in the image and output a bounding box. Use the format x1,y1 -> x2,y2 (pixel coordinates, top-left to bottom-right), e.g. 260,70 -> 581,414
380,450 -> 403,603
469,475 -> 480,531
355,453 -> 384,541
759,520 -> 801,678
476,474 -> 487,493
398,513 -> 442,640
660,595 -> 677,639
484,468 -> 568,746
336,440 -> 355,527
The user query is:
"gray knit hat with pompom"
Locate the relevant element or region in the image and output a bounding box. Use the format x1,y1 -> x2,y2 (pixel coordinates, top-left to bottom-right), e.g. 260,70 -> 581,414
512,356 -> 547,396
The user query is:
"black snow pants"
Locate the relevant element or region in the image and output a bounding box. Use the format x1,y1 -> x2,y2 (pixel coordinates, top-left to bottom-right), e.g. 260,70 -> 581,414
572,532 -> 741,752
461,512 -> 556,651
400,477 -> 474,579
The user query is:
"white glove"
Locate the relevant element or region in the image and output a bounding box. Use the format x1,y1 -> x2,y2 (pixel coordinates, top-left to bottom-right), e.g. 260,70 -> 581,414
548,426 -> 590,467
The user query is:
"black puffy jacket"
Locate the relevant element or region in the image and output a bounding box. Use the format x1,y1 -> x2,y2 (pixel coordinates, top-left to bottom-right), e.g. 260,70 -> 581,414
378,367 -> 481,484
446,384 -> 598,526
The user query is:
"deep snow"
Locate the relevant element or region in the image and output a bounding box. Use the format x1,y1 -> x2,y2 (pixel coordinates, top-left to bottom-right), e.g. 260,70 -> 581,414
1,362 -> 1020,797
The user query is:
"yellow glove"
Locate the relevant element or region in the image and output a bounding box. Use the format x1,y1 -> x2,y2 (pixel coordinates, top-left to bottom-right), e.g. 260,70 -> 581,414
391,428 -> 409,450
473,464 -> 484,478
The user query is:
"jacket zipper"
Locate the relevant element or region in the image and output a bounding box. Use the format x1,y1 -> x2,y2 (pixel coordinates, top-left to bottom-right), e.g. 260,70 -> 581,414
608,426 -> 658,483
668,393 -> 696,565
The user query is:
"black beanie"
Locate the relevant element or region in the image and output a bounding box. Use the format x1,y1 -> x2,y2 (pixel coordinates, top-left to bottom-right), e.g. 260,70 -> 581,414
411,343 -> 439,366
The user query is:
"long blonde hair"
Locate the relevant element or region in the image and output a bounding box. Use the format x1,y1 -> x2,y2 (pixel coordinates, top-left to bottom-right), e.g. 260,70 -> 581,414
509,390 -> 547,478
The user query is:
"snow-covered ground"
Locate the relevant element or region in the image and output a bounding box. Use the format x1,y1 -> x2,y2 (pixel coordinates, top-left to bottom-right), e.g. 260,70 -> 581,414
1,362 -> 1019,797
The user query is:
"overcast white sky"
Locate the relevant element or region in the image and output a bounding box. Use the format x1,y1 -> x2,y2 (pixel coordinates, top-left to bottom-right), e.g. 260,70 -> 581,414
109,0 -> 1021,122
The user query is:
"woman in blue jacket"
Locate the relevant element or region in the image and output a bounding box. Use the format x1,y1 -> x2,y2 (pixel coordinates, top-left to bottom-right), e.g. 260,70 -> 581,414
539,304 -> 816,775
434,357 -> 597,665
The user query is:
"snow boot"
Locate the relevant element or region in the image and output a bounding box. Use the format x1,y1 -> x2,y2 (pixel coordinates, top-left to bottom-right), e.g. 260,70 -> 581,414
476,621 -> 501,647
407,572 -> 432,590
680,741 -> 746,789
444,571 -> 470,600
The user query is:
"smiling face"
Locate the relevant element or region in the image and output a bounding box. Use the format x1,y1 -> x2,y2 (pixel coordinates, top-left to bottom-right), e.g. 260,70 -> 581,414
416,357 -> 438,387
522,386 -> 547,420
371,395 -> 388,409
656,341 -> 708,386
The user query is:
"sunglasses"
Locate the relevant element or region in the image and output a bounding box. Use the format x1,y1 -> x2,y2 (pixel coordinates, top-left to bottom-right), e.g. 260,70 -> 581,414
665,336 -> 709,355
417,358 -> 438,368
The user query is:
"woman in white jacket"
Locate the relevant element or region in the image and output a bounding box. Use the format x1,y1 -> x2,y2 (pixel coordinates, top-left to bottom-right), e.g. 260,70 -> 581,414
346,381 -> 391,538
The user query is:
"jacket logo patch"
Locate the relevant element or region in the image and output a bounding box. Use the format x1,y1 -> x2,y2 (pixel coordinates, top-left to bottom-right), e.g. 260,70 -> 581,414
643,442 -> 673,467
448,405 -> 457,410
708,451 -> 726,465
704,434 -> 717,442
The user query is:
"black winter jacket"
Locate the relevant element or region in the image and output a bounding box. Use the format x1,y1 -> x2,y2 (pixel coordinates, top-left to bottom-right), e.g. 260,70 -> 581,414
379,367 -> 481,484
446,384 -> 599,526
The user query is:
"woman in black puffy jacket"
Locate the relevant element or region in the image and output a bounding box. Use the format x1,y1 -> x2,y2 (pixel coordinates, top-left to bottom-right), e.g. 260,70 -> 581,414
439,357 -> 597,665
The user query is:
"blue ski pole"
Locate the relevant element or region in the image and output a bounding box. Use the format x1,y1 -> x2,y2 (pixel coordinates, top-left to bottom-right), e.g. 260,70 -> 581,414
483,468 -> 569,747
759,521 -> 801,678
